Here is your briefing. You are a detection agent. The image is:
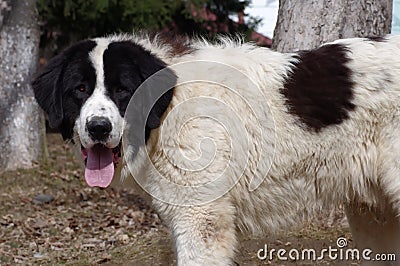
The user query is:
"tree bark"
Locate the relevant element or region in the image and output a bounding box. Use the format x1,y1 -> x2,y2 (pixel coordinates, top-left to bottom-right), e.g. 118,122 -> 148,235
272,0 -> 393,52
0,0 -> 44,171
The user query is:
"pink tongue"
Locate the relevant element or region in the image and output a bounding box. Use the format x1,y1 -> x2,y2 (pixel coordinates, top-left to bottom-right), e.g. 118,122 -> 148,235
84,145 -> 114,188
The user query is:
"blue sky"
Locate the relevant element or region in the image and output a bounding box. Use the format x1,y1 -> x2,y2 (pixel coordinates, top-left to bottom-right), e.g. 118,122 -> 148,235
394,0 -> 400,34
245,0 -> 400,38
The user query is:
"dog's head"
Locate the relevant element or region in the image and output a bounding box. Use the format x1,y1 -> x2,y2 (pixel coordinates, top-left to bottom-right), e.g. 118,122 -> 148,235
32,37 -> 175,187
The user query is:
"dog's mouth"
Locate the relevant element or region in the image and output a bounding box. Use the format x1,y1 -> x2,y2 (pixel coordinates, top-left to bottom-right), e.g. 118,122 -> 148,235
81,143 -> 121,188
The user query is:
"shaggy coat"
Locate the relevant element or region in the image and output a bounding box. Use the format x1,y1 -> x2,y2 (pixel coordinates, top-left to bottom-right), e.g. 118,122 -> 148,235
33,33 -> 400,265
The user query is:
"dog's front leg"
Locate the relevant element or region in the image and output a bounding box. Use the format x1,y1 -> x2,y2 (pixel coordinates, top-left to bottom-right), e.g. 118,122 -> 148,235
154,196 -> 237,266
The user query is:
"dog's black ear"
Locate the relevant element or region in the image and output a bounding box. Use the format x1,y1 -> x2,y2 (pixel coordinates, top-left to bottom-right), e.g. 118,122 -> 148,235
139,55 -> 176,130
32,53 -> 65,128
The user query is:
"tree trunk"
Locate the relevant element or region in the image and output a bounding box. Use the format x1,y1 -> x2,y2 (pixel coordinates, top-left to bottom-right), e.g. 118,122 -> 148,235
0,0 -> 44,171
272,0 -> 393,52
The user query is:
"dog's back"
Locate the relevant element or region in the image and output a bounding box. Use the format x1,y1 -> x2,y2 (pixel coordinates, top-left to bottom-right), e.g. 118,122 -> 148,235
142,35 -> 400,264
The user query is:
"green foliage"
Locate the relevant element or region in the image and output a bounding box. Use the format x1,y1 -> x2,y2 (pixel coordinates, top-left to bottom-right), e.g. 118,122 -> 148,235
38,0 -> 180,39
37,0 -> 260,50
175,0 -> 260,39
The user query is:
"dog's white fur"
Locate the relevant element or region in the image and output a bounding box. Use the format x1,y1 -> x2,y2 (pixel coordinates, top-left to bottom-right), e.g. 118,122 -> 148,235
87,34 -> 400,265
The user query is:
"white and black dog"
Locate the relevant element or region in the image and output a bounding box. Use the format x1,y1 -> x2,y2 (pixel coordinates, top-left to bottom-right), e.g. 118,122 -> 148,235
33,33 -> 400,265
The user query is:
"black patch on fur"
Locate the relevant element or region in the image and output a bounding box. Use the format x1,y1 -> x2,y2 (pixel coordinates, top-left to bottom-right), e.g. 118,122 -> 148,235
281,44 -> 355,131
32,40 -> 97,140
103,41 -> 176,141
367,36 -> 387,42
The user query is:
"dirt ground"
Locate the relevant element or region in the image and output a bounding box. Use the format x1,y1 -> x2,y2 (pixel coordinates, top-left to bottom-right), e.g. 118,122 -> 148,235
0,134 -> 358,265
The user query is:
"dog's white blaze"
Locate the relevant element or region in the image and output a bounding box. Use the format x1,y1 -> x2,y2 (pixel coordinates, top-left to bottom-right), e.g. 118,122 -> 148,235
89,38 -> 109,95
75,38 -> 124,149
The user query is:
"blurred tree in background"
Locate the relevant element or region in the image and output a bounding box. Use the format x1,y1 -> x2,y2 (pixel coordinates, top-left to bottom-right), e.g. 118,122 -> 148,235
174,0 -> 260,37
37,0 -> 261,55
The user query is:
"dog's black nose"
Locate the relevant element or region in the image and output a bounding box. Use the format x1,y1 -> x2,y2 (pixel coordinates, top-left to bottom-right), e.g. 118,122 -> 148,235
87,117 -> 112,141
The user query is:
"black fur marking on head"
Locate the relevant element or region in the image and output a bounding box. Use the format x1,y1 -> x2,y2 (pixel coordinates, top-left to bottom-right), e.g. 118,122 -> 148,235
281,44 -> 355,132
103,41 -> 176,141
32,40 -> 97,140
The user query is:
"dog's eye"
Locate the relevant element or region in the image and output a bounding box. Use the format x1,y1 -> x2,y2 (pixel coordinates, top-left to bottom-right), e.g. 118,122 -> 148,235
76,84 -> 87,93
